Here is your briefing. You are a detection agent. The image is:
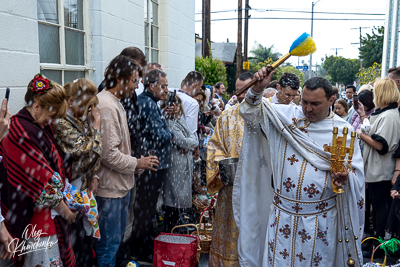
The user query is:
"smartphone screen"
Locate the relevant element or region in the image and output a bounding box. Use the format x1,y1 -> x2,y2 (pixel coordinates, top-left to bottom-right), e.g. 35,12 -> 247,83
5,88 -> 10,108
353,95 -> 359,110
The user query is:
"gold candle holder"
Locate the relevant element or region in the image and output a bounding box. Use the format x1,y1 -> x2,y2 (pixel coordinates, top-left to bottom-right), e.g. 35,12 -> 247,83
340,128 -> 348,164
331,127 -> 338,161
348,132 -> 356,164
324,127 -> 355,194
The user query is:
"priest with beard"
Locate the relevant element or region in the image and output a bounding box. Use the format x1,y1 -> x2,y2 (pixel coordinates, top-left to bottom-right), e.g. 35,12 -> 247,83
234,68 -> 365,267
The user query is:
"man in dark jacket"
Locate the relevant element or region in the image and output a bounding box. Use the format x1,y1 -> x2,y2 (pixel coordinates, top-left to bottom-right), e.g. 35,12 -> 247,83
131,69 -> 175,261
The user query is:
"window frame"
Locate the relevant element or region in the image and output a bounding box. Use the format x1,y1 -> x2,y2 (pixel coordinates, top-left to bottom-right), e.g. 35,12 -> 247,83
37,0 -> 91,85
144,0 -> 159,63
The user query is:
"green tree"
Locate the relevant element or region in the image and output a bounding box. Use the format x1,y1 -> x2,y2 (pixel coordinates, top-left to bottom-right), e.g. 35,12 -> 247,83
226,57 -> 237,94
359,26 -> 384,68
275,66 -> 305,86
195,51 -> 228,90
324,56 -> 360,85
249,59 -> 280,81
249,60 -> 304,85
356,62 -> 382,85
316,58 -> 329,79
249,42 -> 282,65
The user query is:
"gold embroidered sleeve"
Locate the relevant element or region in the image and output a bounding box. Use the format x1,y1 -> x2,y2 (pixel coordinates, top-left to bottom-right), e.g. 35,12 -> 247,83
206,105 -> 244,194
206,116 -> 226,194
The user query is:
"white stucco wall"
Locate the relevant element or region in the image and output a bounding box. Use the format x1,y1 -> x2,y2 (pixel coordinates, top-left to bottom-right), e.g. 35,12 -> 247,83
159,0 -> 195,88
0,0 -> 40,115
90,0 -> 145,85
0,0 -> 195,115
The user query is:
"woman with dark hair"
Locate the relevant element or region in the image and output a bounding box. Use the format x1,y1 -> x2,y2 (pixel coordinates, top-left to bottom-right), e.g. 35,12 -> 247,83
351,90 -> 375,131
195,89 -> 212,134
161,93 -> 198,232
334,99 -> 349,120
0,74 -> 77,266
352,90 -> 375,241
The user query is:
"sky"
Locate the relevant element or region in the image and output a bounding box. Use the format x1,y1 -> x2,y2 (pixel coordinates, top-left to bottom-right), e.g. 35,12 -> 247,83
195,0 -> 386,68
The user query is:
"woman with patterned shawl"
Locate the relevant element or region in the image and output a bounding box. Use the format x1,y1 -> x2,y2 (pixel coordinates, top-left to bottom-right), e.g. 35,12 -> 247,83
54,78 -> 102,266
0,74 -> 77,266
57,79 -> 101,191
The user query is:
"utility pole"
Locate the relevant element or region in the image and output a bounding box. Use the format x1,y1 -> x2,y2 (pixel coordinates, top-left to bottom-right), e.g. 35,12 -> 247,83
202,0 -> 211,58
351,26 -> 370,70
310,0 -> 321,70
351,27 -> 371,49
243,0 -> 250,64
236,0 -> 243,77
330,48 -> 343,56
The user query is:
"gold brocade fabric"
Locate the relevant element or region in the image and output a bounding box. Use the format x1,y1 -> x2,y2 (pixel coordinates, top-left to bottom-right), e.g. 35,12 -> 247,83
206,103 -> 243,267
209,186 -> 239,267
206,104 -> 244,194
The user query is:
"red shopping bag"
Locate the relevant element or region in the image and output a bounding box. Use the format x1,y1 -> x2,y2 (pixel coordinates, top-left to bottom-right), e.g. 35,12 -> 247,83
153,232 -> 198,267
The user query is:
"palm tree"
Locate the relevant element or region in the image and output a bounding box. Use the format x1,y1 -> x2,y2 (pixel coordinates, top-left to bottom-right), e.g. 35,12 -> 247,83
249,42 -> 282,64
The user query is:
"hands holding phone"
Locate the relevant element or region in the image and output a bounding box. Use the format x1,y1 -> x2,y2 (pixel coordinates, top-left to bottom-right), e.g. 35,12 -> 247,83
0,97 -> 10,141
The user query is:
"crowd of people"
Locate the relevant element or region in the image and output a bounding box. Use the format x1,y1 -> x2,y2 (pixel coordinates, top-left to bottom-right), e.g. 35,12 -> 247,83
0,46 -> 240,267
2,45 -> 400,267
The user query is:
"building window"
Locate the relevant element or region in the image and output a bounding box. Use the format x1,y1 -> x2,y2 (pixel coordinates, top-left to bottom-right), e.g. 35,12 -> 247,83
37,0 -> 88,85
144,0 -> 159,63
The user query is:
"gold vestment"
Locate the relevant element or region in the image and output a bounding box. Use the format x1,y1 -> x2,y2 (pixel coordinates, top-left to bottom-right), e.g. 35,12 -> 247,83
207,103 -> 244,267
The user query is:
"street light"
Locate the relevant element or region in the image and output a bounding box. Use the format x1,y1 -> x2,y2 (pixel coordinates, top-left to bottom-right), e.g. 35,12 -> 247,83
310,0 -> 322,70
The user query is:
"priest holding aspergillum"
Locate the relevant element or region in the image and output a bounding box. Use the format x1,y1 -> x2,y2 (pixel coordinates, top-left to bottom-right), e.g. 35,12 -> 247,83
233,68 -> 365,267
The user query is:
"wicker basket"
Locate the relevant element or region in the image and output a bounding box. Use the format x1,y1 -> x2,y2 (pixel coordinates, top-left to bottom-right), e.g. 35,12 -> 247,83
361,237 -> 387,266
171,223 -> 202,263
193,194 -> 209,214
192,208 -> 213,253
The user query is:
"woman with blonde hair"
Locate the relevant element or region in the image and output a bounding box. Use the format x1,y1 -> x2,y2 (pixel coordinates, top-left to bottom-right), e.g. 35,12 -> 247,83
0,73 -> 77,266
356,78 -> 400,256
55,78 -> 102,266
57,78 -> 101,192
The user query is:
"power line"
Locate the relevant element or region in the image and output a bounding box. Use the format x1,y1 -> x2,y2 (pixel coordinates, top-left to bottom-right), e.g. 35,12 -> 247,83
195,9 -> 240,15
194,17 -> 385,22
195,8 -> 384,16
252,9 -> 385,16
331,48 -> 343,56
